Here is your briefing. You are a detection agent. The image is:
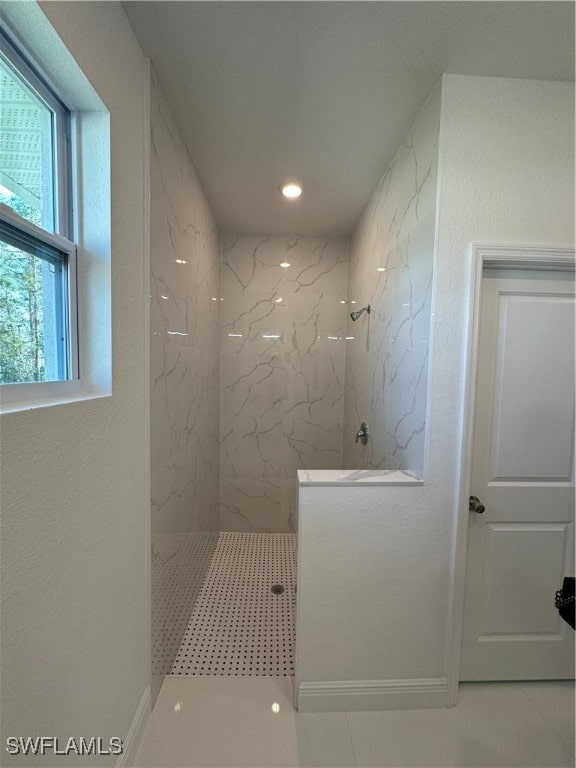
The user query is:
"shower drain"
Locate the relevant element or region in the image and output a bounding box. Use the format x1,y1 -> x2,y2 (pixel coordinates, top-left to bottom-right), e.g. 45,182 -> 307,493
271,584 -> 284,595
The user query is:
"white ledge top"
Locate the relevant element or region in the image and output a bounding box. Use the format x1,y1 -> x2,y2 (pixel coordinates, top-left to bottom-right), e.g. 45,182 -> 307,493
297,469 -> 423,486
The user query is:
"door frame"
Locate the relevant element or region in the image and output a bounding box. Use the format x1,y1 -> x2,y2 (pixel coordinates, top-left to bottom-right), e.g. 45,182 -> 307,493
448,243 -> 575,691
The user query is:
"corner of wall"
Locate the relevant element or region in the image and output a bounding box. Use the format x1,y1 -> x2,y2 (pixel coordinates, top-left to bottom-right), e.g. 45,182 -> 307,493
343,80 -> 441,476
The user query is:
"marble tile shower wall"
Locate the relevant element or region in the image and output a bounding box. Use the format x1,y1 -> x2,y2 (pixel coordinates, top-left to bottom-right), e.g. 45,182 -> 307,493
220,235 -> 349,533
149,69 -> 220,683
343,83 -> 441,477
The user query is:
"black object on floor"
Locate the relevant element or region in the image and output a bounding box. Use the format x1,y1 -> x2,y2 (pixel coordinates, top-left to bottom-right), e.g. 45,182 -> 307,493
555,577 -> 575,630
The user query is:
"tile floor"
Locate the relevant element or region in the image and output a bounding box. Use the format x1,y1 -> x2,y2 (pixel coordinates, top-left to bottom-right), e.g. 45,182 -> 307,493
142,532 -> 574,766
171,533 -> 296,676
152,533 -> 218,677
135,676 -> 575,767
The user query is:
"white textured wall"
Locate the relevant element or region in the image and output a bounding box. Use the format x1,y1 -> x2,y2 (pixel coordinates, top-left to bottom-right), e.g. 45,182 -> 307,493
344,83 -> 440,476
220,234 -> 349,532
296,481 -> 449,710
149,66 -> 220,694
0,2 -> 150,764
433,74 -> 575,688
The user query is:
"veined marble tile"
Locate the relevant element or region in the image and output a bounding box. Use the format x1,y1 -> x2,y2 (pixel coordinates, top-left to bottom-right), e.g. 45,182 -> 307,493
221,291 -> 288,356
220,234 -> 348,533
220,477 -> 290,533
150,68 -> 220,682
413,84 -> 442,222
150,338 -> 173,471
151,446 -> 192,536
151,434 -> 219,536
280,236 -> 349,295
151,263 -> 219,349
281,478 -> 299,534
343,82 -> 440,475
222,234 -> 349,295
284,353 -> 345,418
181,436 -> 220,533
283,415 -> 342,477
220,291 -> 349,360
221,331 -> 284,365
221,353 -> 286,420
388,347 -> 429,476
152,344 -> 219,470
222,234 -> 287,294
150,279 -> 190,344
220,417 -> 284,479
284,292 -> 348,357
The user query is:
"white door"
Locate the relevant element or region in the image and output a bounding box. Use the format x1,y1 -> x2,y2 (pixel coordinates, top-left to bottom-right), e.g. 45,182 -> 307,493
460,268 -> 575,681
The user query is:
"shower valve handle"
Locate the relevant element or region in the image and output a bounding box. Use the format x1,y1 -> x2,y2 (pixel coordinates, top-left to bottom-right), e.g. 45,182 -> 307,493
355,422 -> 369,445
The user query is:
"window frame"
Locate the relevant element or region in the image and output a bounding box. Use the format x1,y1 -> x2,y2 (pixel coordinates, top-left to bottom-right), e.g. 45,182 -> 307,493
0,28 -> 78,395
0,29 -> 72,238
0,205 -> 78,383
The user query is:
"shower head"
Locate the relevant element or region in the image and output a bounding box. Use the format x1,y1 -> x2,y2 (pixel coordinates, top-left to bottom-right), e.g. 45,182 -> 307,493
350,304 -> 371,322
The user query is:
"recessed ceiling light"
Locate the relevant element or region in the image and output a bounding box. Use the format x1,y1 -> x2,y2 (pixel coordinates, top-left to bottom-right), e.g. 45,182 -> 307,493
274,297 -> 283,303
281,183 -> 302,199
175,259 -> 187,264
340,300 -> 346,304
280,262 -> 291,268
376,267 -> 387,272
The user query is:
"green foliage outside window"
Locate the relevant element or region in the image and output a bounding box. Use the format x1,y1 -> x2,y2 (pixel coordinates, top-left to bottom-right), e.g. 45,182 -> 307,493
0,194 -> 46,384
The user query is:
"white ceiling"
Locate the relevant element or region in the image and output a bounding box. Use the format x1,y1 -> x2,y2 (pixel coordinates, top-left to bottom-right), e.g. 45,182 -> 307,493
124,1 -> 574,236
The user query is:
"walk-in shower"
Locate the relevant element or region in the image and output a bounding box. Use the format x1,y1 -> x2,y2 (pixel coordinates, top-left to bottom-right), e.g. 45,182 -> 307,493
149,44 -> 439,698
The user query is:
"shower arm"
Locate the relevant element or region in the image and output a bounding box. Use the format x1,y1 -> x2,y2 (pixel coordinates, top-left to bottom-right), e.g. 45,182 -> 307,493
350,304 -> 371,322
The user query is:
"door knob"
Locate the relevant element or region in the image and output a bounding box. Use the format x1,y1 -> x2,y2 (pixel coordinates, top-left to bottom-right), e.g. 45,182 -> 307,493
469,495 -> 485,514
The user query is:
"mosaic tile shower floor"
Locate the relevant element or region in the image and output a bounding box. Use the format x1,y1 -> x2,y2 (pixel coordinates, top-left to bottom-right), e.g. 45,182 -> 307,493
171,532 -> 296,676
152,532 -> 218,677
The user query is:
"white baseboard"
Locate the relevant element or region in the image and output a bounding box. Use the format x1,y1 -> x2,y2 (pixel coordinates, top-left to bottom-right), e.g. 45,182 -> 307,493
297,677 -> 450,712
115,687 -> 151,768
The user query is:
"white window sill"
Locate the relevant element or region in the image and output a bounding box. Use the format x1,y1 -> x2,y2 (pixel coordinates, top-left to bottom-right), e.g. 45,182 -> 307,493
0,380 -> 110,414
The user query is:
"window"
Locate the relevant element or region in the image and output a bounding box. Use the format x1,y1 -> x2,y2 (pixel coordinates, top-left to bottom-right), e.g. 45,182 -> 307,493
0,30 -> 77,385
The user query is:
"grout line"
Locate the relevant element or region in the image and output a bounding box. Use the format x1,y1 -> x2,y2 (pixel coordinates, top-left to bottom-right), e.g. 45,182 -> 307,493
343,710 -> 359,768
517,682 -> 576,759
